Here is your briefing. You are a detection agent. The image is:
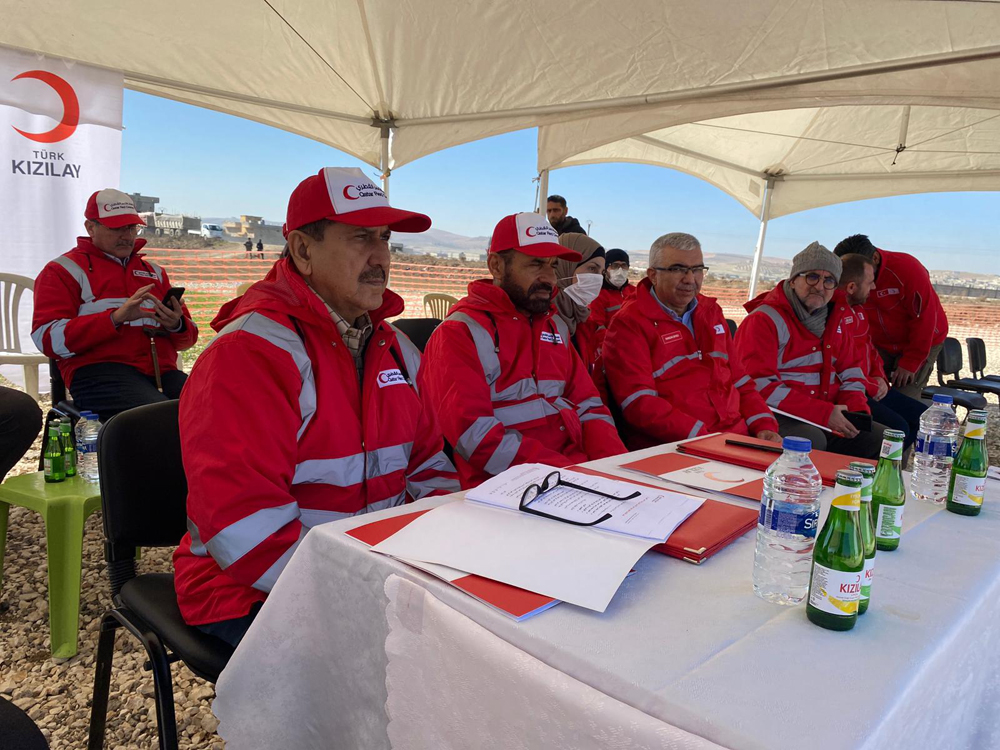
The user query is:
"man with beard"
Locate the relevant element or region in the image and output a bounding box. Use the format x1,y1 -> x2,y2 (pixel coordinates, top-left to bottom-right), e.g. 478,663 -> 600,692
545,194 -> 586,235
173,168 -> 459,645
31,189 -> 198,421
734,242 -> 886,459
419,212 -> 625,488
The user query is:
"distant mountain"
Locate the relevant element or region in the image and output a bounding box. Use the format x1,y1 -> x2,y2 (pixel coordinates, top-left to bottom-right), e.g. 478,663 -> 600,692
395,228 -> 491,255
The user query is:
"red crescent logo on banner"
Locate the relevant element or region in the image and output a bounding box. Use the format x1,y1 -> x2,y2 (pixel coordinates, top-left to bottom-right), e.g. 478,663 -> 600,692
343,185 -> 359,200
10,70 -> 80,143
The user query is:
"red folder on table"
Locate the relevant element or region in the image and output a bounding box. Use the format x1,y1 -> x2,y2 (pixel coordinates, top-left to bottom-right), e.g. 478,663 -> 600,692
677,432 -> 875,487
620,452 -> 765,502
571,467 -> 758,564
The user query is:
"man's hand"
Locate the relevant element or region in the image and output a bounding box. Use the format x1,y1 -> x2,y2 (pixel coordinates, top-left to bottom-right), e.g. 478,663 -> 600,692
110,285 -> 156,326
149,295 -> 184,331
756,430 -> 781,443
873,377 -> 889,401
828,404 -> 859,438
891,367 -> 916,389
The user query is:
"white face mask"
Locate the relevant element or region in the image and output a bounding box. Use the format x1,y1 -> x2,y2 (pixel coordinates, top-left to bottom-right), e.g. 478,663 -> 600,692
562,272 -> 604,307
608,268 -> 629,288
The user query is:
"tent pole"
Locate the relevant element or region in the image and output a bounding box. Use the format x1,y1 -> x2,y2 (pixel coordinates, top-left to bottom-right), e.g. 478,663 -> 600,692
537,169 -> 549,213
748,178 -> 774,301
380,124 -> 391,198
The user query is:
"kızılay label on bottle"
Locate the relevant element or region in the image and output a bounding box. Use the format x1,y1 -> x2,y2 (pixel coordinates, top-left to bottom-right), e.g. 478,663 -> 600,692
808,564 -> 862,616
861,558 -> 875,602
806,474 -> 863,622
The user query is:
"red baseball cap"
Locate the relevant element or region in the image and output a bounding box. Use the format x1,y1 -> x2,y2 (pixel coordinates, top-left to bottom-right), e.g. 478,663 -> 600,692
85,189 -> 145,228
488,212 -> 581,261
283,167 -> 431,237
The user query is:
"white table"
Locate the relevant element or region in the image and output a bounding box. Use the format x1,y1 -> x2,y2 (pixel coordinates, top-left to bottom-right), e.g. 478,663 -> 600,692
213,444 -> 1000,750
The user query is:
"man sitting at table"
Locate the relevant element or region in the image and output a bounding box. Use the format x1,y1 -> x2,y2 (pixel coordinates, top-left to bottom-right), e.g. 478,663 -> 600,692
419,212 -> 626,489
603,232 -> 780,449
173,168 -> 459,646
734,242 -> 887,459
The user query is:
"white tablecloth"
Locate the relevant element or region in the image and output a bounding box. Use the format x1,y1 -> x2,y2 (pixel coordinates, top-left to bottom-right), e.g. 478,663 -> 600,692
213,445 -> 1000,750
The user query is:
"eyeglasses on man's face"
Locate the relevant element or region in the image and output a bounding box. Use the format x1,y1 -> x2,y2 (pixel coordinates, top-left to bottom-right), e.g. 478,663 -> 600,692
651,265 -> 709,277
796,271 -> 838,290
519,470 -> 640,527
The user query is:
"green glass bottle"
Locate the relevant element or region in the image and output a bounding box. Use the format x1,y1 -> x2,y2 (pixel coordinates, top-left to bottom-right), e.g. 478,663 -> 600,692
872,429 -> 906,551
807,470 -> 865,631
43,426 -> 65,483
59,419 -> 76,477
850,462 -> 876,615
947,410 -> 988,517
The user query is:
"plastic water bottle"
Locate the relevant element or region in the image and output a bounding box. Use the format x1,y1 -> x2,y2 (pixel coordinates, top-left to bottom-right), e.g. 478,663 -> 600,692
911,394 -> 960,504
753,436 -> 823,605
77,411 -> 102,482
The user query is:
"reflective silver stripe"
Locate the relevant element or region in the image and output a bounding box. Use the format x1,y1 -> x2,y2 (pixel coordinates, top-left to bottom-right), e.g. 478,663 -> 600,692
52,256 -> 95,302
367,490 -> 408,512
782,351 -> 824,368
299,508 -> 353,528
366,442 -> 413,480
389,323 -> 423,394
409,450 -> 454,478
79,297 -> 126,316
31,319 -> 74,359
253,525 -> 309,593
575,396 -> 604,416
621,388 -> 657,410
653,353 -> 699,379
448,312 -> 501,385
144,259 -> 165,284
537,380 -> 566,399
709,351 -> 729,360
734,375 -> 751,388
551,315 -> 571,345
840,382 -> 866,392
753,304 -> 795,366
214,312 -> 317,440
839,367 -> 866,382
206,501 -> 301,570
407,474 -> 461,500
755,376 -> 779,390
293,455 -> 363,486
188,518 -> 208,556
687,420 -> 705,439
766,385 -> 792,408
581,413 -> 615,426
455,415 -> 501,461
605,304 -> 621,313
746,412 -> 772,426
493,378 -> 538,402
779,371 -> 822,385
484,431 -> 522,475
494,400 -> 555,427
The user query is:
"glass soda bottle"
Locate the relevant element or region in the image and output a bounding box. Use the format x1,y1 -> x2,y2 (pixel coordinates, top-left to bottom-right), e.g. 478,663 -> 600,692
872,429 -> 907,551
806,470 -> 865,631
850,461 -> 876,615
43,425 -> 65,483
59,419 -> 76,477
947,410 -> 989,517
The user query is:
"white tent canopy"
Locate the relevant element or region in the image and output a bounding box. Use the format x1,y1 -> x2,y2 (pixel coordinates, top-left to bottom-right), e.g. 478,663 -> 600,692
2,0 -> 1000,186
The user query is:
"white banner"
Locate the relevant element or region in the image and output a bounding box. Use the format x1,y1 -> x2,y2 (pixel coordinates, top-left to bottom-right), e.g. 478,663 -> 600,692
0,45 -> 122,385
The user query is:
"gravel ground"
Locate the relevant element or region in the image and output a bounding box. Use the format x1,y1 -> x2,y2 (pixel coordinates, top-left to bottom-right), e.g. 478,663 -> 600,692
2,383 -> 999,748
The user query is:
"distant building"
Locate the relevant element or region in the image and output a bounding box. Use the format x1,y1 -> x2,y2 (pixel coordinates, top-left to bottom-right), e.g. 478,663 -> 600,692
128,193 -> 160,213
223,215 -> 265,237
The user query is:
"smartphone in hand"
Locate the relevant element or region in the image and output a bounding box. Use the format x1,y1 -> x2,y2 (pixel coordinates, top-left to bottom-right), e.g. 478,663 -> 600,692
161,287 -> 185,306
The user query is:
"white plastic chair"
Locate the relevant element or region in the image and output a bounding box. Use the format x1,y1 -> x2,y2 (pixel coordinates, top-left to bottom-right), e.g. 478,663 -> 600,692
0,274 -> 47,400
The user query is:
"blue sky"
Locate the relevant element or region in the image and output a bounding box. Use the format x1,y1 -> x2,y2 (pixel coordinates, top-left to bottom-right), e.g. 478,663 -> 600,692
122,91 -> 999,274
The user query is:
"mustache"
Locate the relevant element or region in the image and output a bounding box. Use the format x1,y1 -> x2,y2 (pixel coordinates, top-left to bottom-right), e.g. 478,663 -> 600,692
359,268 -> 386,283
529,282 -> 553,296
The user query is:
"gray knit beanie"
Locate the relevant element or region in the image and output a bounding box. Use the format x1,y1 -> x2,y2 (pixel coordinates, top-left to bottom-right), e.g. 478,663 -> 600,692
789,241 -> 842,283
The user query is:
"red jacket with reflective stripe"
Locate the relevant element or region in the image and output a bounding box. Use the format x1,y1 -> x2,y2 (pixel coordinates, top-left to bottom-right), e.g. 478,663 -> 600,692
173,259 -> 458,625
863,248 -> 948,372
418,279 -> 626,489
603,279 -> 778,449
30,237 -> 198,389
735,283 -> 870,426
843,304 -> 887,398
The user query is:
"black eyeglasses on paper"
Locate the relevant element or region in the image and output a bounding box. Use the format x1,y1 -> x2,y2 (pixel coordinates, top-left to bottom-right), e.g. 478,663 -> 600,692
519,470 -> 640,527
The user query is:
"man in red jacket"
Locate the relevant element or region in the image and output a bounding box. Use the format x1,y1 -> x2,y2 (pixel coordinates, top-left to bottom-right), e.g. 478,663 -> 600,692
173,168 -> 459,645
833,234 -> 948,400
31,189 -> 198,421
419,212 -> 625,489
734,242 -> 886,459
604,232 -> 780,448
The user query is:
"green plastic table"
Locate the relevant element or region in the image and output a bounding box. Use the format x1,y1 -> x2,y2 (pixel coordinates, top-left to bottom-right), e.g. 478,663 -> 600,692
0,472 -> 102,658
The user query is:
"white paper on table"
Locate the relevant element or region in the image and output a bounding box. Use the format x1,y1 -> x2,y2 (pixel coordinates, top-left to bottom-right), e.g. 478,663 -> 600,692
372,500 -> 657,612
465,463 -> 703,542
633,459 -> 764,493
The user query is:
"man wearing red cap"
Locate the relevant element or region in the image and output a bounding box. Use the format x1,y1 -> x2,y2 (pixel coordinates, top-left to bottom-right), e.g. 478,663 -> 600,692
419,212 -> 626,489
173,168 -> 459,645
31,189 -> 197,420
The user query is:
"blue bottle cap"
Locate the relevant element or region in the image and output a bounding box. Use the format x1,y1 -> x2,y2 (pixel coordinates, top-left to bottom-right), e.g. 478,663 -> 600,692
931,394 -> 953,405
782,436 -> 811,453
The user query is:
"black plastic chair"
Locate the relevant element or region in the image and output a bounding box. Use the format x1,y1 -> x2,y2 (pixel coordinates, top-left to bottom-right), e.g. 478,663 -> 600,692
922,338 -> 989,410
88,401 -> 233,750
37,357 -> 81,471
937,337 -> 1000,405
392,317 -> 442,353
967,337 -> 1000,383
725,318 -> 738,338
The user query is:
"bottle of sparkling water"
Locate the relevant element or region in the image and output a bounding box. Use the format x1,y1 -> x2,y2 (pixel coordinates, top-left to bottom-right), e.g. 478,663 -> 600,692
752,436 -> 822,605
911,394 -> 959,504
59,419 -> 76,477
807,470 -> 865,631
947,410 -> 989,517
872,429 -> 907,551
850,461 -> 877,615
43,426 -> 66,483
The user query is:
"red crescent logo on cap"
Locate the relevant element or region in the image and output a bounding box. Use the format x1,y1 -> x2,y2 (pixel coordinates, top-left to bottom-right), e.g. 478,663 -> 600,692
10,70 -> 80,143
525,226 -> 537,237
343,185 -> 359,200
